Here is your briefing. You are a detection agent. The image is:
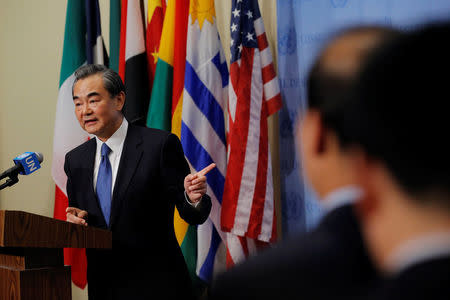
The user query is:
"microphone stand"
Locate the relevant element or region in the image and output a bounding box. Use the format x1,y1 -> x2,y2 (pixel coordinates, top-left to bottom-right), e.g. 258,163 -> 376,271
0,172 -> 19,190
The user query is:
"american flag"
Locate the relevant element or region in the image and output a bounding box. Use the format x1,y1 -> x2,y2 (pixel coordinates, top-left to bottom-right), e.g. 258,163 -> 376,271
222,0 -> 282,266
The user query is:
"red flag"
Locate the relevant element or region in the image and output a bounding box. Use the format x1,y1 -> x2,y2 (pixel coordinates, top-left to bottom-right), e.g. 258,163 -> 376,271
222,0 -> 282,266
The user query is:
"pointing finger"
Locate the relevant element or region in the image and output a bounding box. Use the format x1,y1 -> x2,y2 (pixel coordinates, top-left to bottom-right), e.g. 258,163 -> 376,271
197,163 -> 216,176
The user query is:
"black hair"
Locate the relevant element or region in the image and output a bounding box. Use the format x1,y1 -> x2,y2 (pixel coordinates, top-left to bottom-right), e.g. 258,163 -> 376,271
72,64 -> 125,98
338,22 -> 450,201
307,26 -> 401,133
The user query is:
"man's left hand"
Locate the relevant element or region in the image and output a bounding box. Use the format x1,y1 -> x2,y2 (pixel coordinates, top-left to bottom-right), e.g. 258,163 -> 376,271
184,163 -> 216,204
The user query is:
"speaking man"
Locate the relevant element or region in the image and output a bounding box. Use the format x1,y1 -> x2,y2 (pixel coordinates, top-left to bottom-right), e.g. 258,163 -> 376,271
65,64 -> 213,300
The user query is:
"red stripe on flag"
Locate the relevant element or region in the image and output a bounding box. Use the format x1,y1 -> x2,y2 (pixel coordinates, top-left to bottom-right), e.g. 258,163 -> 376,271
54,185 -> 87,289
118,0 -> 128,81
225,244 -> 234,268
53,185 -> 68,221
64,248 -> 87,289
221,48 -> 255,232
261,64 -> 276,84
266,93 -> 282,116
229,63 -> 240,97
257,33 -> 269,52
171,0 -> 190,114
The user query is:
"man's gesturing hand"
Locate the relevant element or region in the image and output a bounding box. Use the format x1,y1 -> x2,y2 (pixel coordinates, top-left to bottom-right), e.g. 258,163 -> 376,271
184,163 -> 216,204
66,207 -> 88,226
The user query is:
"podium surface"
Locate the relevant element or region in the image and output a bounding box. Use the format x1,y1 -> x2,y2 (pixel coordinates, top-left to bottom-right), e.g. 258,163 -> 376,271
0,210 -> 112,300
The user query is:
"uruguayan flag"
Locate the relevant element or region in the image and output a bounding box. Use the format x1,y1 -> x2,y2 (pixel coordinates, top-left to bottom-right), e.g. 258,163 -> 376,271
181,1 -> 228,282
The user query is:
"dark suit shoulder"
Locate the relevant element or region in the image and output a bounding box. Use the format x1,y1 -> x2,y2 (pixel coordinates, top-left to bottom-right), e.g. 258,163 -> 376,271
210,204 -> 376,300
128,124 -> 178,147
131,124 -> 170,138
377,256 -> 450,300
65,138 -> 96,162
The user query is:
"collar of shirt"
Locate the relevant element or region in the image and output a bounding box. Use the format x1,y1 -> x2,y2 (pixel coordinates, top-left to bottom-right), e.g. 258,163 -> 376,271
321,185 -> 363,213
385,231 -> 450,276
94,117 -> 128,155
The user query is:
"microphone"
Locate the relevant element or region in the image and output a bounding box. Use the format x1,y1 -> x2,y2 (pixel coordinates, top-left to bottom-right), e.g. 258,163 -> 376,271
0,152 -> 44,190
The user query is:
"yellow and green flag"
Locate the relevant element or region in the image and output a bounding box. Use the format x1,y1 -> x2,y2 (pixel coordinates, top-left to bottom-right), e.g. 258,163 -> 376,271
146,0 -> 201,291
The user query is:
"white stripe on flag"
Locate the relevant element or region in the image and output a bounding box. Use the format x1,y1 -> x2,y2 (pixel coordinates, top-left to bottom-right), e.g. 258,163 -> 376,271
259,152 -> 274,242
254,18 -> 264,37
52,73 -> 89,193
205,182 -> 226,242
93,36 -> 105,65
264,77 -> 281,101
260,47 -> 272,69
125,1 -> 146,61
196,218 -> 213,275
233,49 -> 263,236
228,82 -> 238,124
226,233 -> 246,265
194,60 -> 227,112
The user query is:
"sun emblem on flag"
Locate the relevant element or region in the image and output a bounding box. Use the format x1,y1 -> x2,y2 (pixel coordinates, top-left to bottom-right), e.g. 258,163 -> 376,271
190,0 -> 216,29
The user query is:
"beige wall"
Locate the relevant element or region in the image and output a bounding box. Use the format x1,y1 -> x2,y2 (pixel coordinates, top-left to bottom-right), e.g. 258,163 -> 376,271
0,1 -> 278,299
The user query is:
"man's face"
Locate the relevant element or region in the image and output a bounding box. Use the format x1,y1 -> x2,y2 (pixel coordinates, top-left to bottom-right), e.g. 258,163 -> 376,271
72,74 -> 124,141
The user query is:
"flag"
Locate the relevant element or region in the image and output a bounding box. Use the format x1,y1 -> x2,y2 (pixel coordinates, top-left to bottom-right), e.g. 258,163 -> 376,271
181,0 -> 228,282
146,0 -> 166,96
119,0 -> 149,126
146,0 -> 188,134
222,0 -> 282,266
52,0 -> 108,289
145,0 -> 199,289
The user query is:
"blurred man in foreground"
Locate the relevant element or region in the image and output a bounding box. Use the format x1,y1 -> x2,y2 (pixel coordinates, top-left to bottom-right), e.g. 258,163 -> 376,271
336,23 -> 450,299
209,26 -> 400,300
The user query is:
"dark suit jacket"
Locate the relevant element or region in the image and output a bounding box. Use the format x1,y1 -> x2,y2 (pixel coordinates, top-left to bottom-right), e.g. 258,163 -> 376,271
372,256 -> 450,300
209,204 -> 378,300
64,124 -> 212,300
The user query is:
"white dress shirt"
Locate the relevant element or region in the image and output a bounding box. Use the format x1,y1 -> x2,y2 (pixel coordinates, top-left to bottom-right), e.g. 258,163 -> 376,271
321,185 -> 364,213
385,232 -> 450,275
93,118 -> 128,193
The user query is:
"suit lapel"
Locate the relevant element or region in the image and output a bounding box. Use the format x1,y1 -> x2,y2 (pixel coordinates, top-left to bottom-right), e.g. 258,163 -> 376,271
81,139 -> 107,224
82,138 -> 97,200
109,125 -> 143,227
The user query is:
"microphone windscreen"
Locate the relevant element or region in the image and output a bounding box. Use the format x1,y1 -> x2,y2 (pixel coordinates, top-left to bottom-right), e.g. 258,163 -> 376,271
35,152 -> 44,163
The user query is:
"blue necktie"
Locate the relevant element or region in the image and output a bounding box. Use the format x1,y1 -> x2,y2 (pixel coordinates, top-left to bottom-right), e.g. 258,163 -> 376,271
97,143 -> 112,226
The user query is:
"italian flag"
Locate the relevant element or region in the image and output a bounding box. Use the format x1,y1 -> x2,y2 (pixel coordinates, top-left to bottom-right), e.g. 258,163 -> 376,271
52,0 -> 107,289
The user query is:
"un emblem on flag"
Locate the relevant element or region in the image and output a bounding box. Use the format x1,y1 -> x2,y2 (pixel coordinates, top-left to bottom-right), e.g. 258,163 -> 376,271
330,0 -> 348,8
278,26 -> 297,55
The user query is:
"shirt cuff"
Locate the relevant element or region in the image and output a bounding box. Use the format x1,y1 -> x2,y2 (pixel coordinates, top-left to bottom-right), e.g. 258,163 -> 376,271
184,191 -> 201,208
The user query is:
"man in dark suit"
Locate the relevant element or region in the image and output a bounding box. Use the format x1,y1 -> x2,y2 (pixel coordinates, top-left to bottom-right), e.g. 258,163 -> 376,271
65,64 -> 213,300
209,26 -> 400,300
335,23 -> 450,299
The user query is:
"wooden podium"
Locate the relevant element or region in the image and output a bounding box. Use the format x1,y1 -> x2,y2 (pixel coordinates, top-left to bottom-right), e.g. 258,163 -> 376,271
0,210 -> 112,299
